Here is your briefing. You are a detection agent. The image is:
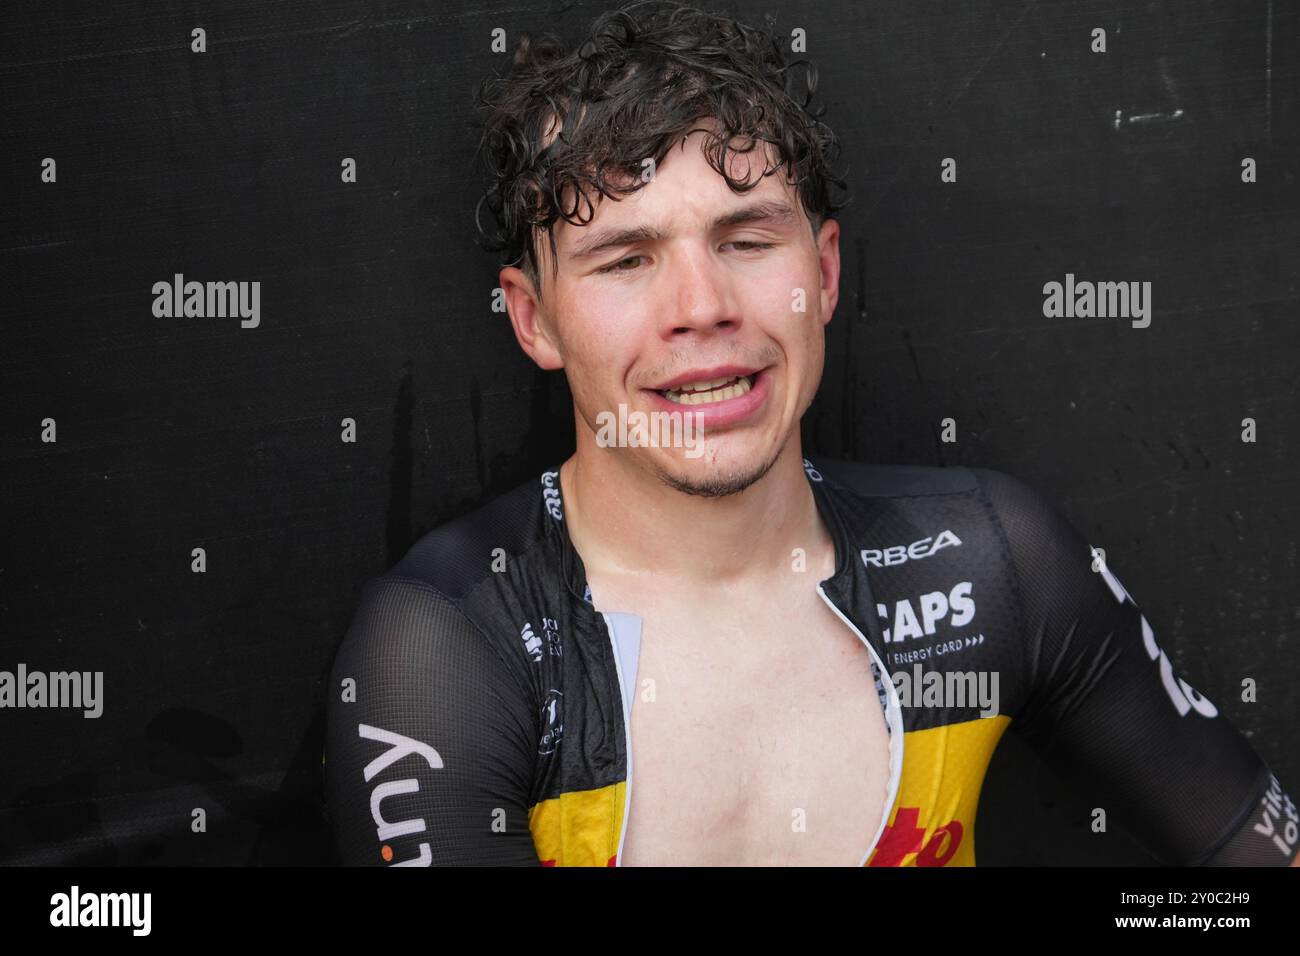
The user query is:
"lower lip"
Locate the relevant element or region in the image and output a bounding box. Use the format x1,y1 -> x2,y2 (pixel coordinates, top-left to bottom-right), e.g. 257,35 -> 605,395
642,369 -> 771,429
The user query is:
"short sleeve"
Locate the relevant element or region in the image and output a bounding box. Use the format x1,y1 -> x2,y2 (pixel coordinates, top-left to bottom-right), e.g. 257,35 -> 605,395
325,576 -> 541,866
971,467 -> 1299,866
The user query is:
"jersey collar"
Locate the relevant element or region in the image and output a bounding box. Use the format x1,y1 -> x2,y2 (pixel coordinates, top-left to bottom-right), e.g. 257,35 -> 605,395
538,457 -> 858,609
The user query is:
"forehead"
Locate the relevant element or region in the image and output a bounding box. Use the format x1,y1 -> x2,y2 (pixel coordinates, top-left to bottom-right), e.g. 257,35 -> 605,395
545,128 -> 803,256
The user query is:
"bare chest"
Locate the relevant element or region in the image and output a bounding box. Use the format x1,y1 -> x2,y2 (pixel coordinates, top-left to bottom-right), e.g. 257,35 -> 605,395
597,582 -> 893,866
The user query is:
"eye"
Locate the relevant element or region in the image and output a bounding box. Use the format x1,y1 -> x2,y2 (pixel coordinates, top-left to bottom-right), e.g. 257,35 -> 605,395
723,240 -> 774,253
597,254 -> 647,274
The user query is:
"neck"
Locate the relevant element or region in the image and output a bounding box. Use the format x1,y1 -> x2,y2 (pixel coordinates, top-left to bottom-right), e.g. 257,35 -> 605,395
558,439 -> 833,590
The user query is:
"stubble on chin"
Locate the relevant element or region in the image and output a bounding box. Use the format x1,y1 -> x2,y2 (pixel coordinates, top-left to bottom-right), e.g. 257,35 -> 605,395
651,447 -> 782,499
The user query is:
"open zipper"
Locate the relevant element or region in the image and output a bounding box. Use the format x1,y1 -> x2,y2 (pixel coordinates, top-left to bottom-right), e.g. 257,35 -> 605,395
817,582 -> 905,866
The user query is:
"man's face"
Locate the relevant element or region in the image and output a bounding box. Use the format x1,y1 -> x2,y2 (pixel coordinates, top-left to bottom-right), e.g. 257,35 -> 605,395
505,124 -> 841,497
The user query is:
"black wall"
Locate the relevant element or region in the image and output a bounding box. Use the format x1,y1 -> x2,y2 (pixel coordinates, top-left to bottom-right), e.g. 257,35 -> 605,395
2,0 -> 1296,864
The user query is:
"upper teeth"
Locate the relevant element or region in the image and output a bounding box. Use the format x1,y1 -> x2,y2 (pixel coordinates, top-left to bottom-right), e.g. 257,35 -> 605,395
663,375 -> 753,404
678,376 -> 738,391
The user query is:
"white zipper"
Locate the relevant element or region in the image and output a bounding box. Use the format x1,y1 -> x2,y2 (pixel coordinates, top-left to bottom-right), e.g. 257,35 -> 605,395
817,582 -> 905,867
602,611 -> 634,867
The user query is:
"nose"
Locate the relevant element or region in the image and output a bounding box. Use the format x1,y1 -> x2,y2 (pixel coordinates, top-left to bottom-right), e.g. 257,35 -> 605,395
663,242 -> 742,336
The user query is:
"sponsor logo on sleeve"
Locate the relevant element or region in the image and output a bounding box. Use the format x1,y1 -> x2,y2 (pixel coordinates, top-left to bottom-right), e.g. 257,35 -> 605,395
538,689 -> 564,755
1092,546 -> 1218,718
1254,774 -> 1299,860
358,723 -> 444,866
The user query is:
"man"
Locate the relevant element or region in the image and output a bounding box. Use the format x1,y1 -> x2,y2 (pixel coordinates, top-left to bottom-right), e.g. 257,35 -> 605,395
325,1 -> 1299,866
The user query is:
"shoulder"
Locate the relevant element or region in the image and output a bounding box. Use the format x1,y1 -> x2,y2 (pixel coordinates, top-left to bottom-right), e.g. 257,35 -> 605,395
960,467 -> 1096,571
808,456 -> 1073,526
332,476 -> 549,705
809,456 -> 1091,574
380,470 -> 552,601
806,455 -> 982,498
335,469 -> 555,678
809,455 -> 1061,509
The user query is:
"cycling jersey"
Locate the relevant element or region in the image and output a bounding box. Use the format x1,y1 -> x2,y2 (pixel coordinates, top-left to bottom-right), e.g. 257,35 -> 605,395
324,456 -> 1299,866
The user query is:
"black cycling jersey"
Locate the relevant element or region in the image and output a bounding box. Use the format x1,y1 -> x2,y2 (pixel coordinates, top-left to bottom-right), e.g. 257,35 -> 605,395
324,457 -> 1299,866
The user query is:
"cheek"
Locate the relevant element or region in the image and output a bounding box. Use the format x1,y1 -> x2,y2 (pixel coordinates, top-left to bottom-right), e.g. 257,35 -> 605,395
741,259 -> 822,348
556,294 -> 642,394
750,247 -> 824,315
582,323 -> 638,381
741,263 -> 804,319
743,262 -> 825,407
804,328 -> 827,381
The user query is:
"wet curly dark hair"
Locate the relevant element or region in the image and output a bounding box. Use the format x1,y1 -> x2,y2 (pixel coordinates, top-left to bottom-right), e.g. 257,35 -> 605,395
473,0 -> 851,296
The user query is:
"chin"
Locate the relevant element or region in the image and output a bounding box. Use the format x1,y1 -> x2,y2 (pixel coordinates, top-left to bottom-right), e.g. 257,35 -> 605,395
651,443 -> 781,499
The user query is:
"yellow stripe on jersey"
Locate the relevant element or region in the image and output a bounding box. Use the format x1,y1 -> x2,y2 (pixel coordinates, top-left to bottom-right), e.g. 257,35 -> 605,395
866,715 -> 1011,866
529,780 -> 626,866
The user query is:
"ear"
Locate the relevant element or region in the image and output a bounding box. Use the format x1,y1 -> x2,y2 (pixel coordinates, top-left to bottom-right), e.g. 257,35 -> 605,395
815,217 -> 841,325
500,265 -> 564,371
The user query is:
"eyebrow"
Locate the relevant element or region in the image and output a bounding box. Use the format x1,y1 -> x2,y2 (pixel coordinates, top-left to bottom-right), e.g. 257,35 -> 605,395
565,199 -> 800,261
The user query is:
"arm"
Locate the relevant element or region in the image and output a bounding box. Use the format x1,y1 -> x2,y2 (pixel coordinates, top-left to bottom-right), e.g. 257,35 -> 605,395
325,576 -> 542,865
972,467 -> 1299,866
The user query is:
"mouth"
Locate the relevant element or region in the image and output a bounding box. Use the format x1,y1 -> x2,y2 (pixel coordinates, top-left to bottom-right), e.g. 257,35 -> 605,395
655,374 -> 759,403
652,371 -> 761,406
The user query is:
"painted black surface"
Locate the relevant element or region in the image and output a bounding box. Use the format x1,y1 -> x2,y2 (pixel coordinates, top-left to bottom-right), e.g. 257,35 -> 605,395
1,0 -> 1296,864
